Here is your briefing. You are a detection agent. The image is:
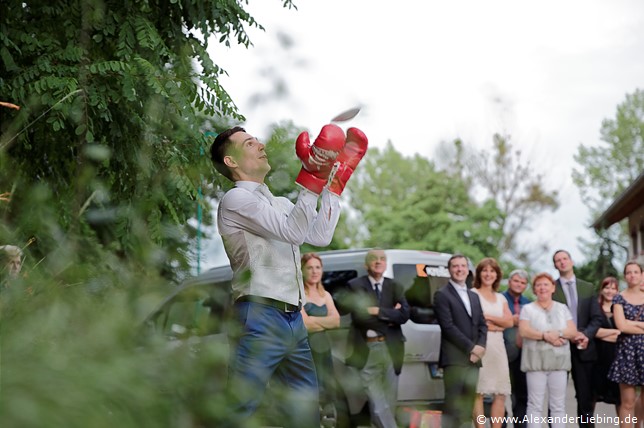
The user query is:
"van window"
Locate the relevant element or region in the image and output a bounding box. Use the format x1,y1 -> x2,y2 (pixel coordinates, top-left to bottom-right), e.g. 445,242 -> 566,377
396,263 -> 451,324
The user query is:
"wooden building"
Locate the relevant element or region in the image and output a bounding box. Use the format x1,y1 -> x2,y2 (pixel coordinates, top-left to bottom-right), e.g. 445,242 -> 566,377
592,171 -> 644,263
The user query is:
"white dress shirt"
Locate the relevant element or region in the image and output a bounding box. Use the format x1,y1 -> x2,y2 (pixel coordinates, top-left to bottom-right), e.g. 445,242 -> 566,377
366,276 -> 383,338
218,181 -> 341,305
561,276 -> 578,324
449,280 -> 472,317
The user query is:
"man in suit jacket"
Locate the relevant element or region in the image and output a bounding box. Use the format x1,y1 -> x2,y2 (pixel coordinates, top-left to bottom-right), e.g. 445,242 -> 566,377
434,254 -> 487,428
502,269 -> 532,428
345,248 -> 410,428
552,249 -> 602,428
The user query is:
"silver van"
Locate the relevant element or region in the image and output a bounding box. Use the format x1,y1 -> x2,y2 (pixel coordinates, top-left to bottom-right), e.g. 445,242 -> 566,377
144,248 -> 474,427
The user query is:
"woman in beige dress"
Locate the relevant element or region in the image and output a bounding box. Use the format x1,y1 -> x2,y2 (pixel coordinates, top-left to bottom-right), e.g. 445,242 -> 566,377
472,257 -> 513,428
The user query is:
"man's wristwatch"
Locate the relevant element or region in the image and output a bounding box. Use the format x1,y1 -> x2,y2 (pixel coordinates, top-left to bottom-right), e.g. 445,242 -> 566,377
558,330 -> 564,338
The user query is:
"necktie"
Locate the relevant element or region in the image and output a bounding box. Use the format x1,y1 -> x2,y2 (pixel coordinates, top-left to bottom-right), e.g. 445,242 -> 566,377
374,282 -> 381,302
566,281 -> 578,325
514,297 -> 522,348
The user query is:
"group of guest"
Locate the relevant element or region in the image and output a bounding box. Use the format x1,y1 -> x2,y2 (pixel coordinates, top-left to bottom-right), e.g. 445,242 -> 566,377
299,247 -> 644,428
515,255 -> 644,428
436,250 -> 644,428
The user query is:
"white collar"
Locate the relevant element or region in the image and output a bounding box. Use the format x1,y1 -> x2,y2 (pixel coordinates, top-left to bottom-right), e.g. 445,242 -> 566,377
450,280 -> 467,291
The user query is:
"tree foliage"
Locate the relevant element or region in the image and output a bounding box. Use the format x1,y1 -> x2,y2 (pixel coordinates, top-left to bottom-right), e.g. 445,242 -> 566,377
573,88 -> 644,214
346,141 -> 504,263
1,2 -> 299,427
572,88 -> 644,270
436,134 -> 559,266
0,0 -> 293,276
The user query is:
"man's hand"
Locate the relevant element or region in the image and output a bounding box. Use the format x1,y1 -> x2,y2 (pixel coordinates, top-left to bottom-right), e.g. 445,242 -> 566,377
471,345 -> 485,357
470,345 -> 485,364
328,127 -> 368,195
295,124 -> 345,194
573,332 -> 589,350
367,306 -> 380,316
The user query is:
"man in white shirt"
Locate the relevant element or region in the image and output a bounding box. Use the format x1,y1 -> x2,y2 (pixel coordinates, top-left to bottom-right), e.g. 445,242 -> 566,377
210,125 -> 367,427
434,254 -> 487,428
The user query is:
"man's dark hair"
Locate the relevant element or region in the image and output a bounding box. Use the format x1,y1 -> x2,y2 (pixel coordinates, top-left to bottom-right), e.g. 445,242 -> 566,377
210,126 -> 245,181
552,249 -> 571,264
447,253 -> 467,269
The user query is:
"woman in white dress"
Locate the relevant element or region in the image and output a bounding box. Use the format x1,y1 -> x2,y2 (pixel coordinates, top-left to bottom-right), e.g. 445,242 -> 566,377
472,257 -> 513,428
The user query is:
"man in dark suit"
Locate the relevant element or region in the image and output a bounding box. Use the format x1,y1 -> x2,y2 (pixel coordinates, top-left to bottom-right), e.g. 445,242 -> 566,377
552,249 -> 602,428
434,254 -> 487,428
502,269 -> 532,428
345,248 -> 410,428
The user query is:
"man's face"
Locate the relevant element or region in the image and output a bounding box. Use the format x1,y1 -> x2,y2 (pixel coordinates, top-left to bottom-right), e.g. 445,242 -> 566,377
365,250 -> 387,278
6,256 -> 22,278
448,256 -> 469,283
226,131 -> 270,182
508,274 -> 528,296
553,251 -> 574,276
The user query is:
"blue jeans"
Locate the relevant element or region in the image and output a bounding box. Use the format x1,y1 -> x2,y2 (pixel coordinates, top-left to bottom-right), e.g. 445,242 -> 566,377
226,301 -> 320,428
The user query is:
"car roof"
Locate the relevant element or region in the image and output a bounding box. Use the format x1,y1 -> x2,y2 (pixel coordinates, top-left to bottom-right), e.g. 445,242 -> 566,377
194,248 -> 465,283
317,248 -> 455,266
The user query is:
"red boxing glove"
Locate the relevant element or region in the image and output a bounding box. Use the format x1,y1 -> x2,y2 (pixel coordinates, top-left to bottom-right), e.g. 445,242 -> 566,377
295,124 -> 346,194
328,127 -> 368,195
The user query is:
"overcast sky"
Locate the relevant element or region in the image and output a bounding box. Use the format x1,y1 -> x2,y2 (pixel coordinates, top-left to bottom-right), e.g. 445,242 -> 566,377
200,0 -> 644,273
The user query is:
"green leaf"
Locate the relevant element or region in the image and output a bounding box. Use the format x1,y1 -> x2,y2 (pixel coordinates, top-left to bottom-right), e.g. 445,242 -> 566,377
84,144 -> 112,161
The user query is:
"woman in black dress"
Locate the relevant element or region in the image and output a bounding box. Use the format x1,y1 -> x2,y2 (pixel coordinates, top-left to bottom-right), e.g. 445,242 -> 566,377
592,276 -> 621,414
301,253 -> 341,425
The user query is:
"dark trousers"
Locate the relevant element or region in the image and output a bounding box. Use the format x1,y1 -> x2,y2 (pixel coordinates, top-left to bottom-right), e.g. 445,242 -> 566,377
508,356 -> 528,428
443,365 -> 479,428
225,301 -> 320,428
570,350 -> 596,428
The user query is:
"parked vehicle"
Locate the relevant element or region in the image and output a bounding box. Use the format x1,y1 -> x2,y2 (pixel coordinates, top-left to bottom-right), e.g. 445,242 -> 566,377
143,248 -> 474,427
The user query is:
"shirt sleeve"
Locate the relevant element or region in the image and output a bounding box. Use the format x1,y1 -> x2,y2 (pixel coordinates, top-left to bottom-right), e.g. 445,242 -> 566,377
218,187 -> 319,245
304,189 -> 341,247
